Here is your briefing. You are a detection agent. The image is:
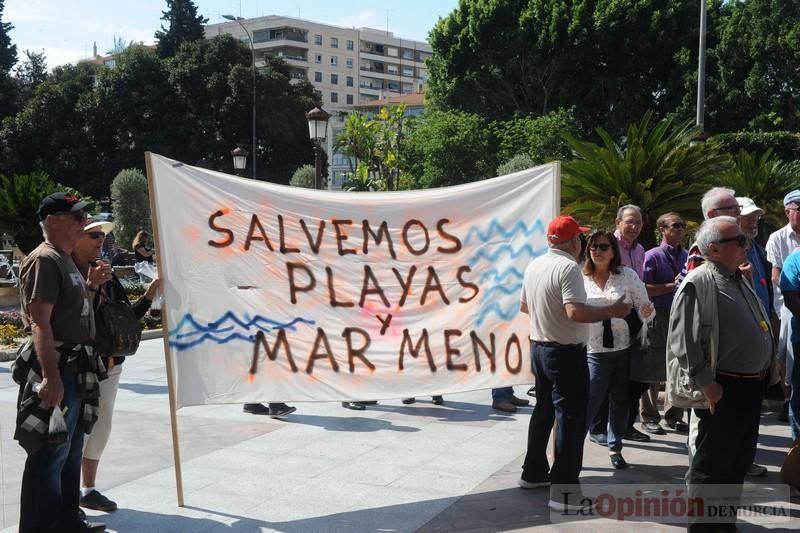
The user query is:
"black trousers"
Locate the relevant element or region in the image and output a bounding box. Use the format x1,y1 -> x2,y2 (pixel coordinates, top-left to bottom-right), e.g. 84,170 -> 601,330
688,373 -> 764,532
522,342 -> 588,487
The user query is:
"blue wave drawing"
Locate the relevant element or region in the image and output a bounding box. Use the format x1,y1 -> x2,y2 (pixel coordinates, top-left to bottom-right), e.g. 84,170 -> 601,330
168,312 -> 315,351
463,219 -> 546,246
468,243 -> 548,267
479,267 -> 525,284
481,283 -> 522,301
476,302 -> 520,327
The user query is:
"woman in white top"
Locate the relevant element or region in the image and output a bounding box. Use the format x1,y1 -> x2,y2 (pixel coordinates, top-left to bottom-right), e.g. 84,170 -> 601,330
582,230 -> 654,469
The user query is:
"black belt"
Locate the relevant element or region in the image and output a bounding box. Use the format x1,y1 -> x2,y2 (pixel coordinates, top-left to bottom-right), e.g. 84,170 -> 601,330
716,368 -> 769,380
532,341 -> 583,349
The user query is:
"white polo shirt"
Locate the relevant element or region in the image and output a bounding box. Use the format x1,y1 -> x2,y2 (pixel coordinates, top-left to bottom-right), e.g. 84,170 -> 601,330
519,248 -> 588,345
766,223 -> 800,269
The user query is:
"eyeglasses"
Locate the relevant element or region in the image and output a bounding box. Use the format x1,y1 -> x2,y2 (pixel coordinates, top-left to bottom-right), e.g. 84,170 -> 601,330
86,231 -> 105,240
589,243 -> 612,251
668,222 -> 686,229
715,234 -> 748,247
787,206 -> 800,212
714,204 -> 743,215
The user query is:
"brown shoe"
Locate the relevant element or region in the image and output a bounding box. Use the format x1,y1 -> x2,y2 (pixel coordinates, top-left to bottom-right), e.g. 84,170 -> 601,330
492,400 -> 517,413
509,396 -> 530,407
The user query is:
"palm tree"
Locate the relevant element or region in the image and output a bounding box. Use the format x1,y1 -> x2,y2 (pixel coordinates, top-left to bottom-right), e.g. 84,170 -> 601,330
716,148 -> 800,239
0,171 -> 59,254
562,112 -> 732,249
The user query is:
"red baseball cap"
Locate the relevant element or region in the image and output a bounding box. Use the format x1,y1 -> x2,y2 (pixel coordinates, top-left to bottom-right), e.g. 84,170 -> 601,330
547,215 -> 591,243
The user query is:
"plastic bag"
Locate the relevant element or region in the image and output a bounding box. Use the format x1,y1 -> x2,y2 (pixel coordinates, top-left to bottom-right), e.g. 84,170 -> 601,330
134,262 -> 162,310
32,383 -> 69,449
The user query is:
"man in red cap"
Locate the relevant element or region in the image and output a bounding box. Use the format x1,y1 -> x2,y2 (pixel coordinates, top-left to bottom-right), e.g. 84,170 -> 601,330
518,215 -> 631,512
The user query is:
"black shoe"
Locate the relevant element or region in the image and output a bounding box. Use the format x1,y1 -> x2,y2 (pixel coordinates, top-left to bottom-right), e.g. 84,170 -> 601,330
779,403 -> 790,422
492,400 -> 517,413
665,419 -> 689,434
642,421 -> 666,435
243,403 -> 270,415
624,428 -> 651,442
610,453 -> 628,469
432,395 -> 444,405
342,401 -> 366,410
78,507 -> 86,521
56,518 -> 106,532
509,395 -> 530,407
361,401 -> 378,405
401,398 -> 416,404
80,489 -> 117,512
589,432 -> 608,446
269,404 -> 296,418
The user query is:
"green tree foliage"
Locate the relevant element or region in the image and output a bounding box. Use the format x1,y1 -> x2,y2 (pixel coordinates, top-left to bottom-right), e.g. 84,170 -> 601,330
492,108 -> 577,166
716,149 -> 800,232
289,165 -> 315,188
110,169 -> 151,250
342,162 -> 382,191
0,0 -> 16,72
427,0 -> 698,135
13,49 -> 47,87
0,171 -> 59,254
699,0 -> 800,132
496,154 -> 535,176
155,0 -> 208,58
401,110 -> 494,188
562,112 -> 732,249
713,131 -> 800,163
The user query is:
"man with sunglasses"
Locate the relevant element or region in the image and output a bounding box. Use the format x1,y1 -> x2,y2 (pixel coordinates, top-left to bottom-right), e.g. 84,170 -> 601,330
14,192 -> 107,532
642,212 -> 689,433
668,216 -> 775,532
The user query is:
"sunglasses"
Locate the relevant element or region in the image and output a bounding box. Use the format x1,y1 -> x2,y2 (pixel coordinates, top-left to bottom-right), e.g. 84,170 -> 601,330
86,231 -> 105,240
668,222 -> 686,229
714,204 -> 743,215
589,243 -> 612,251
715,234 -> 747,247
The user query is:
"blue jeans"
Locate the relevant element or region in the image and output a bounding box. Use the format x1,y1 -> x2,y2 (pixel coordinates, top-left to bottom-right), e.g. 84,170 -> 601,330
492,387 -> 514,401
790,344 -> 800,440
19,369 -> 84,532
586,349 -> 630,452
522,342 -> 588,486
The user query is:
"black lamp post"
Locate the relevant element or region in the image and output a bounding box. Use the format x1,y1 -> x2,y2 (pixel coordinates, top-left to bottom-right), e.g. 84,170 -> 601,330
305,106 -> 330,190
223,14 -> 257,179
231,146 -> 249,176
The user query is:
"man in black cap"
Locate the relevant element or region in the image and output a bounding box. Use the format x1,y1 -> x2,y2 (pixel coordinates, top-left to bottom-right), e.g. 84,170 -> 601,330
13,192 -> 107,532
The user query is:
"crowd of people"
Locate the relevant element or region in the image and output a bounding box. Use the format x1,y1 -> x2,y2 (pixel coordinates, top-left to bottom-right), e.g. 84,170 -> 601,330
518,187 -> 797,531
8,187 -> 800,532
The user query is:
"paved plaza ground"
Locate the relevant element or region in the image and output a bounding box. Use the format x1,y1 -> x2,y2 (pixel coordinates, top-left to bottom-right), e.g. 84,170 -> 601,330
0,338 -> 798,532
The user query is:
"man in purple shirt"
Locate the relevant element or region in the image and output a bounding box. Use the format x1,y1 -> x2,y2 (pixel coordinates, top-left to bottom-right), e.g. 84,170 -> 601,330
643,212 -> 689,433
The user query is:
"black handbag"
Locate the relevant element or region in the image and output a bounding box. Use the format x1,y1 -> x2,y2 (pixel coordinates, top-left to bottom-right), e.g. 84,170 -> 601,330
627,308 -> 666,383
93,279 -> 141,357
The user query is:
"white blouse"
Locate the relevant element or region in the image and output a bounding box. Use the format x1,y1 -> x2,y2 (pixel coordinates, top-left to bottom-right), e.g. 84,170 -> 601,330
583,266 -> 653,354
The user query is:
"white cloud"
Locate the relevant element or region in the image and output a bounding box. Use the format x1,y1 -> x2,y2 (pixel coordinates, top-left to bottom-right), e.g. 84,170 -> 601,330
335,10 -> 383,30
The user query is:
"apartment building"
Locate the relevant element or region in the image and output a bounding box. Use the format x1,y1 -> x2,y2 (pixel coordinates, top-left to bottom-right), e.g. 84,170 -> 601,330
204,15 -> 432,111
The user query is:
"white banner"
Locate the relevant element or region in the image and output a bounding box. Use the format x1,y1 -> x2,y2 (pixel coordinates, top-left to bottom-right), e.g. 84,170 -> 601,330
147,154 -> 559,407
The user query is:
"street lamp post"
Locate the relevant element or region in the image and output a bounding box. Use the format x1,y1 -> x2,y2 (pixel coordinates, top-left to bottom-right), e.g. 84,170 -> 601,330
696,0 -> 707,136
305,106 -> 330,190
231,146 -> 249,176
223,14 -> 257,179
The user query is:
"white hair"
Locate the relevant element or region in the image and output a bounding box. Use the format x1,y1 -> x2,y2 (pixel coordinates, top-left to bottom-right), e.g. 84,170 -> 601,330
616,204 -> 642,220
695,216 -> 738,256
701,187 -> 736,220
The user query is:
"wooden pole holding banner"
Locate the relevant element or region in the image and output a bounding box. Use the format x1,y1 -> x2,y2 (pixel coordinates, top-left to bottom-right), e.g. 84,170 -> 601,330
143,151 -> 185,507
552,160 -> 560,463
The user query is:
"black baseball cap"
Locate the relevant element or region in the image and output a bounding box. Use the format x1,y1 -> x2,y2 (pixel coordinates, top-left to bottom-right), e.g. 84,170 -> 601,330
36,192 -> 94,221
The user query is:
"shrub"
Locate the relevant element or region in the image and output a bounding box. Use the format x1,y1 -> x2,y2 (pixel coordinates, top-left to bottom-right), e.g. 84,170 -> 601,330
0,323 -> 23,345
713,131 -> 800,162
110,168 -> 151,251
496,154 -> 535,176
289,165 -> 315,188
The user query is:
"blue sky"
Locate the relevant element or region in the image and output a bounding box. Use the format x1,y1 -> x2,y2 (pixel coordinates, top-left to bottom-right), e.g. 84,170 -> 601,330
5,0 -> 458,68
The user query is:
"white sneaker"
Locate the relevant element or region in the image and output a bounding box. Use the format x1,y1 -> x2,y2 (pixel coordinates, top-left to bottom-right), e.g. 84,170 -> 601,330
548,496 -> 594,512
518,478 -> 550,489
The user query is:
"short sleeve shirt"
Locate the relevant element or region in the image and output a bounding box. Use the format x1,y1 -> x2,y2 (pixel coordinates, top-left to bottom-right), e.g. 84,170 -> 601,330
19,242 -> 95,343
780,250 -> 800,343
519,248 -> 588,345
766,224 -> 800,269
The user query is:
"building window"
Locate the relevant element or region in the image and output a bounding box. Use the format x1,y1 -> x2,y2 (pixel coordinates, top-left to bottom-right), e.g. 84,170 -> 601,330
331,74 -> 338,84
346,58 -> 353,69
387,64 -> 399,74
253,30 -> 268,43
402,49 -> 414,60
346,76 -> 353,87
314,71 -> 322,82
314,34 -> 322,45
315,53 -> 322,64
387,47 -> 399,57
331,92 -> 338,103
346,39 -> 354,50
330,55 -> 338,66
346,94 -> 353,105
331,37 -> 338,48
